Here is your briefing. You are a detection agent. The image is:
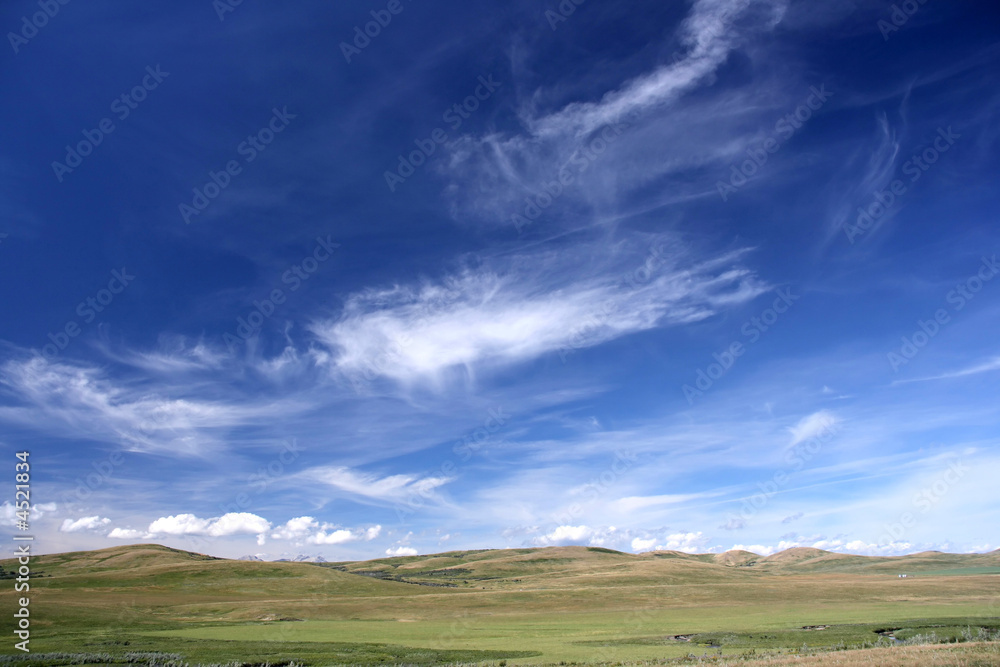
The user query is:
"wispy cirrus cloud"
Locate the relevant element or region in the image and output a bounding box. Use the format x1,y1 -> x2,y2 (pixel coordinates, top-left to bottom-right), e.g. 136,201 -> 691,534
311,237 -> 766,387
297,466 -> 452,505
787,410 -> 839,447
892,356 -> 1000,385
444,0 -> 790,227
530,0 -> 788,138
0,356 -> 307,456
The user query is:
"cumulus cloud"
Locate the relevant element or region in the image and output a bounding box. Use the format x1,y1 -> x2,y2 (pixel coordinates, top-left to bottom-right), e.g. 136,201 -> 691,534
269,516 -> 384,546
107,527 -> 149,540
270,516 -> 321,541
308,529 -> 356,545
530,525 -> 626,547
727,538 -> 956,557
730,543 -> 775,556
147,512 -> 271,538
640,531 -> 712,553
59,516 -> 111,533
631,537 -> 657,552
720,517 -> 747,530
386,546 -> 418,557
0,501 -> 57,527
541,525 -> 592,544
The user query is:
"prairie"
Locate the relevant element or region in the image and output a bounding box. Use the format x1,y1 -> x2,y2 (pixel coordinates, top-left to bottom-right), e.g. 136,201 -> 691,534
1,544 -> 998,665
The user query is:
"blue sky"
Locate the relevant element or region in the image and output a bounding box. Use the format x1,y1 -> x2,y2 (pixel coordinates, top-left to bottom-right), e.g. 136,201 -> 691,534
1,0 -> 999,560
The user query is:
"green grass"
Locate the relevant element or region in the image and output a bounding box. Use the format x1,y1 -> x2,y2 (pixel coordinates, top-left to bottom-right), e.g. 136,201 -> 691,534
2,544 -> 999,666
142,608 -> 1000,664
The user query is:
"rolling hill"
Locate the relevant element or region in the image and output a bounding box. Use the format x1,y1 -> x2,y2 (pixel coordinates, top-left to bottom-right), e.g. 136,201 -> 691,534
2,544 -> 999,665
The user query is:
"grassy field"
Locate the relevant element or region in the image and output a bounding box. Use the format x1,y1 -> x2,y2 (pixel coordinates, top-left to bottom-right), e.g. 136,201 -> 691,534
1,544 -> 998,666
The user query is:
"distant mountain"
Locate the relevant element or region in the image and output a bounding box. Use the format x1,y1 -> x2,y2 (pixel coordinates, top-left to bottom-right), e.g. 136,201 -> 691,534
275,554 -> 327,563
237,555 -> 265,561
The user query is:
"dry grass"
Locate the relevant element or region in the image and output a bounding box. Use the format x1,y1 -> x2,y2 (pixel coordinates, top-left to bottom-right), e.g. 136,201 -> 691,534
703,641 -> 1000,666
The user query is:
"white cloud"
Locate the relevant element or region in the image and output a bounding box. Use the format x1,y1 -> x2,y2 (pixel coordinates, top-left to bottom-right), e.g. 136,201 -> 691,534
59,516 -> 111,533
631,537 -> 657,552
0,501 -> 57,527
147,512 -> 271,538
148,514 -> 212,535
530,0 -> 786,138
788,410 -> 838,446
308,529 -> 356,545
385,546 -> 418,557
269,517 -> 384,546
107,527 -> 149,540
0,357 -> 298,457
534,525 -> 593,546
730,543 -> 776,556
206,512 -> 271,536
720,517 -> 747,530
270,516 -> 320,540
312,240 -> 766,386
614,491 -> 723,513
656,531 -> 712,553
442,0 -> 789,227
893,356 -> 1000,385
300,466 -> 451,503
725,538 -> 963,558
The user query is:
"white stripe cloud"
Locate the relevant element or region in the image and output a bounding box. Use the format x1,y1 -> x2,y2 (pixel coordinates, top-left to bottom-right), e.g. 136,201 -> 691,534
0,356 -> 306,456
298,466 -> 451,504
312,239 -> 766,386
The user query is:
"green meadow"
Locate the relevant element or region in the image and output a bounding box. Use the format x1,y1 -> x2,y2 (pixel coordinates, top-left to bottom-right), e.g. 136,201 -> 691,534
1,544 -> 998,666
